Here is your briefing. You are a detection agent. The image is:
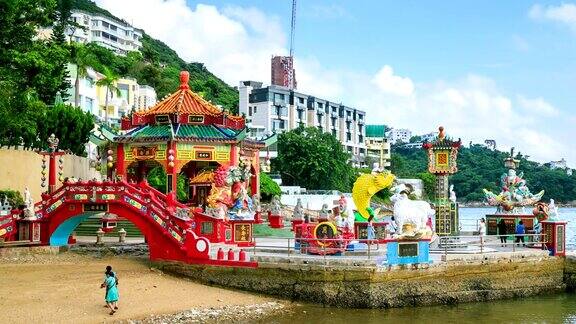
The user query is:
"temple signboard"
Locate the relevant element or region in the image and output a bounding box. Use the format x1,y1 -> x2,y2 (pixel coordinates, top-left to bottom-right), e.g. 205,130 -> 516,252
132,146 -> 158,161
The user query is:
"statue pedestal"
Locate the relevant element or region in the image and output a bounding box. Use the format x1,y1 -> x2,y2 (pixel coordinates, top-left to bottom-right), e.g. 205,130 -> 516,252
291,219 -> 304,232
541,220 -> 568,256
254,211 -> 263,224
485,214 -> 537,236
386,239 -> 431,265
268,212 -> 284,229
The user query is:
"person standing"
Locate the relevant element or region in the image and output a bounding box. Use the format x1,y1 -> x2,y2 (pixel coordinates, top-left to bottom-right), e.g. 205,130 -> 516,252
515,220 -> 526,246
101,271 -> 119,315
497,219 -> 507,247
478,218 -> 486,245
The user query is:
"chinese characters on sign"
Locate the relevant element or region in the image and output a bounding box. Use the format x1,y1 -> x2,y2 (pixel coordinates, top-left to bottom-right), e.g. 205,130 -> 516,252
83,203 -> 108,212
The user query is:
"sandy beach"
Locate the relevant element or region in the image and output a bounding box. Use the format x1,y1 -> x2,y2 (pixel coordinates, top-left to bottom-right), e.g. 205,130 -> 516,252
0,253 -> 277,323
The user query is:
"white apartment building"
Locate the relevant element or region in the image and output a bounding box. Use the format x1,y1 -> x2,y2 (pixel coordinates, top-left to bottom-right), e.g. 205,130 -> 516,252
137,85 -> 157,110
66,10 -> 143,55
239,81 -> 367,165
387,128 -> 412,144
65,63 -> 100,116
420,132 -> 439,142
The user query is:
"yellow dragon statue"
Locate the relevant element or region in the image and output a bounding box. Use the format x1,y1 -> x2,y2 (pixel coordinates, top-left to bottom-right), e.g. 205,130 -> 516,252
352,171 -> 395,221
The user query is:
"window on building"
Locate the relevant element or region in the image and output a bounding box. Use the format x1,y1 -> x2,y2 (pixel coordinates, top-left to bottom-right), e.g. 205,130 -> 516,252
92,31 -> 101,37
86,97 -> 94,111
346,121 -> 351,130
317,115 -> 322,124
347,111 -> 352,117
298,97 -> 304,104
102,21 -> 109,28
360,148 -> 365,154
318,102 -> 323,109
331,118 -> 336,127
384,149 -> 389,154
347,133 -> 352,141
92,21 -> 98,27
359,135 -> 364,143
297,110 -> 304,120
249,106 -> 252,116
109,24 -> 117,31
253,106 -> 257,113
85,77 -> 94,87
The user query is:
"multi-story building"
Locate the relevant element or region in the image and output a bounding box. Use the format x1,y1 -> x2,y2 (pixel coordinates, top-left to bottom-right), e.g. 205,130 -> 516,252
420,132 -> 439,142
66,10 -> 143,55
365,125 -> 391,169
271,56 -> 296,89
137,85 -> 157,110
239,81 -> 367,165
387,128 -> 412,144
97,77 -> 139,125
550,158 -> 568,170
65,63 -> 100,116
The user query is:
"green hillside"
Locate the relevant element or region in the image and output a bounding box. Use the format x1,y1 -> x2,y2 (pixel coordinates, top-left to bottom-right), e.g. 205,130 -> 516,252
391,144 -> 576,203
71,0 -> 239,113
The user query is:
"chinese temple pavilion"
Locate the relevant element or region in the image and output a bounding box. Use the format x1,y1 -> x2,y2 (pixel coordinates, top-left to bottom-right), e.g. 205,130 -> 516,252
113,71 -> 276,205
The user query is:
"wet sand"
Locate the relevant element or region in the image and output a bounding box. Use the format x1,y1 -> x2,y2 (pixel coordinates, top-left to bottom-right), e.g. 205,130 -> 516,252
0,253 -> 273,323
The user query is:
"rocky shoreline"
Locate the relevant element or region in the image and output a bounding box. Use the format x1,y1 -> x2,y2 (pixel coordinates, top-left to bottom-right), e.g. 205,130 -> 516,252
128,301 -> 288,323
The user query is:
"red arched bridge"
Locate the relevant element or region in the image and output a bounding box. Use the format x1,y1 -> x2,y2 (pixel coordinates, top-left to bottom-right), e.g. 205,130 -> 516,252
0,180 -> 256,267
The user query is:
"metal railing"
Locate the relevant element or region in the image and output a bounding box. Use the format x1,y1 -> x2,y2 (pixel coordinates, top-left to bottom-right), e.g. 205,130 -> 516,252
251,236 -> 383,261
438,233 -> 548,261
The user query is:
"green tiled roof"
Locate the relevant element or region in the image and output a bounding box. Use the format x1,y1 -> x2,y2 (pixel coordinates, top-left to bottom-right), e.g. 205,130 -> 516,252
115,124 -> 242,142
365,124 -> 388,138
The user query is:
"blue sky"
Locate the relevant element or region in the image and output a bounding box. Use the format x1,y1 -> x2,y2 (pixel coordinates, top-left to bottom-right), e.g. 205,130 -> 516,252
98,0 -> 576,165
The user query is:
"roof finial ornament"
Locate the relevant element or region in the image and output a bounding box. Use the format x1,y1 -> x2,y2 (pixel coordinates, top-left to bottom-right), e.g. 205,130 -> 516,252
438,126 -> 445,141
179,71 -> 190,90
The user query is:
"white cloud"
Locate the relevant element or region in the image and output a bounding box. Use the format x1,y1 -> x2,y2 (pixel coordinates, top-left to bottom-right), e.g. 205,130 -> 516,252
529,3 -> 576,32
94,0 -> 573,166
517,95 -> 559,116
95,0 -> 286,85
371,65 -> 415,97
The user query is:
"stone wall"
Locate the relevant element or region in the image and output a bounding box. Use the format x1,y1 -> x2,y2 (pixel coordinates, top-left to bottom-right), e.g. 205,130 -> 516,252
0,148 -> 101,202
153,256 -> 566,308
565,254 -> 576,291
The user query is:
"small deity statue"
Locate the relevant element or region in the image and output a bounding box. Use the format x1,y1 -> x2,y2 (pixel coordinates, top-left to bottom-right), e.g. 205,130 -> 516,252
270,196 -> 281,215
23,187 -> 35,220
549,199 -> 560,220
293,198 -> 304,220
338,194 -> 348,218
252,194 -> 261,213
319,203 -> 331,220
449,184 -> 457,203
371,162 -> 383,174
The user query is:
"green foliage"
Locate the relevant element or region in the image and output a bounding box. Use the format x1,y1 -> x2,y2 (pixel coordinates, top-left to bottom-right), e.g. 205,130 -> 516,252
146,166 -> 188,202
0,190 -> 25,208
417,172 -> 436,201
392,144 -> 576,203
69,1 -> 239,113
253,224 -> 293,238
274,127 -> 356,192
259,172 -> 281,202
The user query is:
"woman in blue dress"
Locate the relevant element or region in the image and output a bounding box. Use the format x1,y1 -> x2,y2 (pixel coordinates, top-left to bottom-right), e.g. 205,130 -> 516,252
101,272 -> 119,315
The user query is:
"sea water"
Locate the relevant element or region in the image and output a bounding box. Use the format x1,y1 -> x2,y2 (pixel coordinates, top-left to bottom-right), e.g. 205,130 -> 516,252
267,208 -> 576,323
459,207 -> 576,249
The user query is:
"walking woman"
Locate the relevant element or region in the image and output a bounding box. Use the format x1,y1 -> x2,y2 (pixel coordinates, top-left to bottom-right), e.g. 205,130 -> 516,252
101,271 -> 119,315
497,219 -> 507,247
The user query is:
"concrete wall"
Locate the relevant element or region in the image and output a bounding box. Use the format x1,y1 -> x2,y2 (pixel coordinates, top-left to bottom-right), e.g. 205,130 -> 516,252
0,148 -> 101,202
154,255 -> 566,308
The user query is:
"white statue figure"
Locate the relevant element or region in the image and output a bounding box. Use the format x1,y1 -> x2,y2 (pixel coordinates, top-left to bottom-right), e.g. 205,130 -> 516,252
371,162 -> 383,174
449,184 -> 457,203
390,183 -> 435,239
293,198 -> 304,220
23,187 -> 35,220
319,203 -> 331,220
252,194 -> 261,213
549,199 -> 560,220
270,196 -> 282,215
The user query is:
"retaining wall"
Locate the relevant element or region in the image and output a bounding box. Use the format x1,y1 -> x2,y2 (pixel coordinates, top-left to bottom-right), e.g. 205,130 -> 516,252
153,254 -> 567,308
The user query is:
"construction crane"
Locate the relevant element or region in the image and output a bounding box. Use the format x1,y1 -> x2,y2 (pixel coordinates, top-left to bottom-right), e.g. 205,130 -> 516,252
289,0 -> 297,58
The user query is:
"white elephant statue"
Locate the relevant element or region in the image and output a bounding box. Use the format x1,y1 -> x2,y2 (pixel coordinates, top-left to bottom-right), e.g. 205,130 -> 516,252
390,184 -> 435,239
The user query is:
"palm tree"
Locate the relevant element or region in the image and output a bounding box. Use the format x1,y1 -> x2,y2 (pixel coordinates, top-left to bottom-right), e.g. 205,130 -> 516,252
96,67 -> 120,125
70,44 -> 91,109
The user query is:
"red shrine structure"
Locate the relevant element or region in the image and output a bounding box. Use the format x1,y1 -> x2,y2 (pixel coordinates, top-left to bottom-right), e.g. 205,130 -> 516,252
0,71 -> 276,267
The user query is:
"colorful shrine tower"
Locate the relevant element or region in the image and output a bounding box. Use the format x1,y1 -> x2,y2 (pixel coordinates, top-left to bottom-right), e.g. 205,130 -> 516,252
113,71 -> 275,205
422,126 -> 461,235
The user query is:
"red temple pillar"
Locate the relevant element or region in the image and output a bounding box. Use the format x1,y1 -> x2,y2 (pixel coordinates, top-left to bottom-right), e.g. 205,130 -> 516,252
251,151 -> 260,196
48,154 -> 57,193
166,141 -> 178,194
116,143 -> 126,180
230,143 -> 238,166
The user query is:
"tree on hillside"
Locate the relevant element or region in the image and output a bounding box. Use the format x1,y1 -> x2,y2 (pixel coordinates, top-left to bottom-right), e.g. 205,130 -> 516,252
70,43 -> 94,107
274,127 -> 355,192
96,67 -> 120,125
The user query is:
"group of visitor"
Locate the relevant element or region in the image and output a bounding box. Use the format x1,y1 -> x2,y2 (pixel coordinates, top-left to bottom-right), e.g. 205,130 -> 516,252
478,218 -> 526,247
